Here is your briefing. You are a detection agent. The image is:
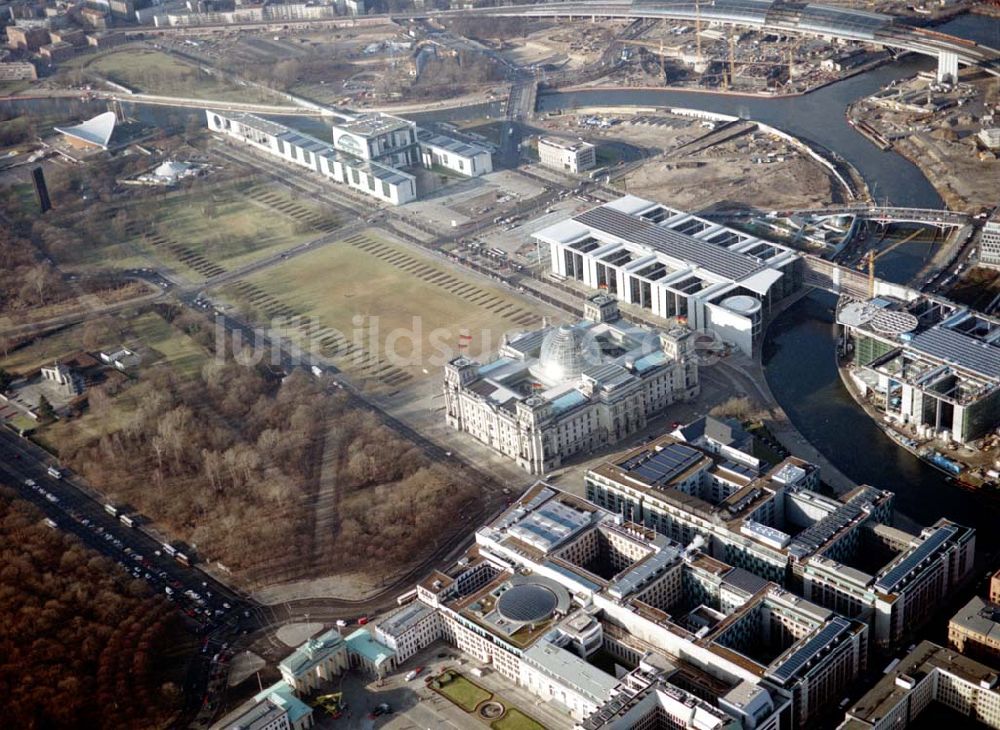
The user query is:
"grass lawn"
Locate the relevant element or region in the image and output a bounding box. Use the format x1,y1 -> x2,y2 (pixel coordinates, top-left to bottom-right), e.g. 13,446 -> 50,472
57,181 -> 336,280
433,671 -> 492,713
223,231 -> 546,382
491,709 -> 547,730
83,48 -> 286,104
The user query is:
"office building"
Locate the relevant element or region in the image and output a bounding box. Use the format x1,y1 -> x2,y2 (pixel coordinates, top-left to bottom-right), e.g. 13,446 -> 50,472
418,129 -> 493,177
0,61 -> 37,80
585,431 -> 974,649
538,137 -> 597,174
950,595 -> 1000,665
386,483 -> 871,727
209,110 -> 492,205
443,293 -> 699,474
207,112 -> 416,205
838,297 -> 1000,444
374,600 -> 443,663
839,641 -> 1000,730
982,216 -> 1000,268
39,41 -> 75,62
534,196 -> 801,355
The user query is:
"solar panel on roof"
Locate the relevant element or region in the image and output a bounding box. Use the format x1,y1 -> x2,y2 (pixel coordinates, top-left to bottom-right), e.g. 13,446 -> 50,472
576,206 -> 764,281
908,328 -> 1000,380
767,616 -> 851,684
622,443 -> 703,487
875,524 -> 958,594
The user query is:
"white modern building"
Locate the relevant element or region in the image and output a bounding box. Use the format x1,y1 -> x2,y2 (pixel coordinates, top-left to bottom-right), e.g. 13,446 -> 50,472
208,110 -> 492,205
534,195 -> 802,355
207,112 -> 417,205
374,600 -> 442,663
443,293 -> 699,474
837,297 -> 1000,444
538,137 -> 597,174
982,216 -> 1000,268
419,129 -> 493,177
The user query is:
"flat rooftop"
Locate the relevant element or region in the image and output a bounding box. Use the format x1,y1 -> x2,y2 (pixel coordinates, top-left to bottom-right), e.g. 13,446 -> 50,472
540,136 -> 595,152
845,641 -> 1000,726
336,113 -> 413,138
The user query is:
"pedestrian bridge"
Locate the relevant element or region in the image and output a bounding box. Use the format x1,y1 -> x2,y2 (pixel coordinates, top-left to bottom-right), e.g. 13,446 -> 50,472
775,205 -> 971,228
456,0 -> 1000,81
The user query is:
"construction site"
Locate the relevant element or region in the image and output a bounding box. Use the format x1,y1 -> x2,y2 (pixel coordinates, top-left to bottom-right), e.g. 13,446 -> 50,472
847,69 -> 1000,211
584,16 -> 893,95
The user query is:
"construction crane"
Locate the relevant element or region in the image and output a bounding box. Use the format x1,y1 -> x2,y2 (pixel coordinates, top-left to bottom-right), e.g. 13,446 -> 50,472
695,0 -> 702,66
864,228 -> 926,298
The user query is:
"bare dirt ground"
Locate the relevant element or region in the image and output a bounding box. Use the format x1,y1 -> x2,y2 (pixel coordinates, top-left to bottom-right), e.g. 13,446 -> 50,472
626,152 -> 834,211
537,111 -> 837,210
849,71 -> 1000,212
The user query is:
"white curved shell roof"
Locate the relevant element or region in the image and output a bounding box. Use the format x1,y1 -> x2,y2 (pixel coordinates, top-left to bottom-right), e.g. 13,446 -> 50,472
54,111 -> 116,149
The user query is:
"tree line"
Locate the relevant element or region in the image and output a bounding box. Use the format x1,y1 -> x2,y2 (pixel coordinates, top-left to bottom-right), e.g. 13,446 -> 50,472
0,487 -> 190,729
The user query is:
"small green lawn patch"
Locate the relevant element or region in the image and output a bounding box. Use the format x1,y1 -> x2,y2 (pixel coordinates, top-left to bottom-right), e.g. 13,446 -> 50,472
491,708 -> 547,730
432,670 -> 492,713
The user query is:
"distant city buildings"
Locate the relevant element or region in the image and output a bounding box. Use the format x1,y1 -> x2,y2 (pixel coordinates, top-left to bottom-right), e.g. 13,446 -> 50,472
534,195 -> 802,356
538,137 -> 597,174
443,293 -> 699,474
839,640 -> 1000,730
207,110 -> 492,205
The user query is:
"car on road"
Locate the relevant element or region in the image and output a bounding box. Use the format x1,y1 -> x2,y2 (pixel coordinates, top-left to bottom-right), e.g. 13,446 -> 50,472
405,666 -> 424,681
369,703 -> 392,719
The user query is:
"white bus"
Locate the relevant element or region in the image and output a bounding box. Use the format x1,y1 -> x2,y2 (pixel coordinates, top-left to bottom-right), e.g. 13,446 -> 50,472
43,518 -> 57,529
104,504 -> 119,517
162,544 -> 177,557
120,515 -> 135,528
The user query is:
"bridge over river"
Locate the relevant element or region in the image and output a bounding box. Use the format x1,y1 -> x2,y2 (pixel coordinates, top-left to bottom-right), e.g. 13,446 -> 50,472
456,0 -> 1000,82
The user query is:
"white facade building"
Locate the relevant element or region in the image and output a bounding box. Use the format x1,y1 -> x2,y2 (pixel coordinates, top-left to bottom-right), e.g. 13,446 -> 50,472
839,640 -> 1000,730
207,112 -> 416,205
208,110 -> 493,206
538,137 -> 597,174
534,195 -> 802,355
374,600 -> 442,663
982,217 -> 1000,268
418,129 -> 493,177
443,293 -> 699,474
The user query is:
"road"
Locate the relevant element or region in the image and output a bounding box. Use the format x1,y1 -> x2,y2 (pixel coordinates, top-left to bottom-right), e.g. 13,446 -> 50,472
0,426 -> 251,723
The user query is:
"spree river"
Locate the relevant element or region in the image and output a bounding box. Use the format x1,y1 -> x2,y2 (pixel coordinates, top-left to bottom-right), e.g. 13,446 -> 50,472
536,14 -> 1000,539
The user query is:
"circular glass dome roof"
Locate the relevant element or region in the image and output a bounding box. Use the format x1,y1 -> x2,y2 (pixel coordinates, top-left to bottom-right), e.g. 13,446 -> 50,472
539,325 -> 602,381
496,584 -> 558,623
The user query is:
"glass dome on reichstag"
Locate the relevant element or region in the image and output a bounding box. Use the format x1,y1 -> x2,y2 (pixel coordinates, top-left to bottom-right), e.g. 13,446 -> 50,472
538,324 -> 602,382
